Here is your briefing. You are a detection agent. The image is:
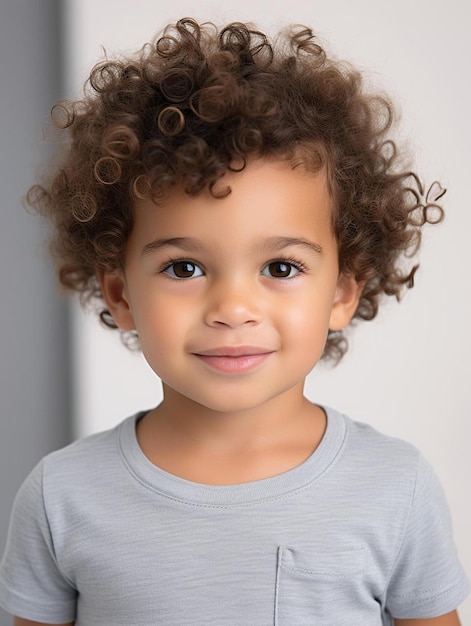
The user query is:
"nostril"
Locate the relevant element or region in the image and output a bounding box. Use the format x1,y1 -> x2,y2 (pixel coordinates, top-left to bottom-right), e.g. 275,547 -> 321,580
204,300 -> 262,329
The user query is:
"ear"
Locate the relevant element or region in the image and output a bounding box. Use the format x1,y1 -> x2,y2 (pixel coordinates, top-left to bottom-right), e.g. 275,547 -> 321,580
98,270 -> 136,331
329,273 -> 363,331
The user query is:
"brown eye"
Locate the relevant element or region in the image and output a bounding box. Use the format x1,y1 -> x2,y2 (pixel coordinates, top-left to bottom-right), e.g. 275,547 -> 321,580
163,261 -> 203,279
262,261 -> 299,278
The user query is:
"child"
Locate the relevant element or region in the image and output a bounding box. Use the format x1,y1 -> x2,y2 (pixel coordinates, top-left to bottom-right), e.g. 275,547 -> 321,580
0,17 -> 468,626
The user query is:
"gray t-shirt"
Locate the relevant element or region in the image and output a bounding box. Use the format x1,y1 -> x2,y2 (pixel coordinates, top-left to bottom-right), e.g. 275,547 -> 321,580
0,407 -> 468,625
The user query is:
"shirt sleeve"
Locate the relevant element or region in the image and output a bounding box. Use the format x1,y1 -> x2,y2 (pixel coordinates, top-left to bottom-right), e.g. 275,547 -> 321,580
385,453 -> 469,619
0,459 -> 77,623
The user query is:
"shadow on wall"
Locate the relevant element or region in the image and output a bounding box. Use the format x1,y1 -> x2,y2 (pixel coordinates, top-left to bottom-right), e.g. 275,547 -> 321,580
0,2 -> 71,623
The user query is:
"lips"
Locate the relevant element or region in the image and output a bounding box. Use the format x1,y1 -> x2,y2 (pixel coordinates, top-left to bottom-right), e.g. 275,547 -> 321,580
194,346 -> 272,357
192,346 -> 274,373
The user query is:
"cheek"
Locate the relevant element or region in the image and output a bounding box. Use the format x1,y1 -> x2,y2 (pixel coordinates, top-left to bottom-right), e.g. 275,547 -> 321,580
279,287 -> 334,329
275,287 -> 335,362
132,292 -> 197,357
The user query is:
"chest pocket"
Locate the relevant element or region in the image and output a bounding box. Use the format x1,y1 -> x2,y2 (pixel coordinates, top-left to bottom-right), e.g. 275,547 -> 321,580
275,546 -> 366,626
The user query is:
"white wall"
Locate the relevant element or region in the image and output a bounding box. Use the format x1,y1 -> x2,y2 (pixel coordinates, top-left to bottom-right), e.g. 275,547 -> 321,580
65,0 -> 470,619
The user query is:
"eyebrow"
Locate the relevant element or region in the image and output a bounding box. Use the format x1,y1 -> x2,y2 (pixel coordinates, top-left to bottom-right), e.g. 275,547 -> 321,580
261,236 -> 323,255
141,235 -> 323,256
141,237 -> 204,256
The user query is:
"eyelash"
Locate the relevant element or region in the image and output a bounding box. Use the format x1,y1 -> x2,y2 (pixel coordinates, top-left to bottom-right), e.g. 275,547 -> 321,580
159,256 -> 308,280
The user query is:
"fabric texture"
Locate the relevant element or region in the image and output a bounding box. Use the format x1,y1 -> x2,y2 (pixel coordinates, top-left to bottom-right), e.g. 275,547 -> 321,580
0,406 -> 468,625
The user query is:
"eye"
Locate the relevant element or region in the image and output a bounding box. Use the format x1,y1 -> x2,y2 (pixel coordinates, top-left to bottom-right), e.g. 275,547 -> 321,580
163,260 -> 204,279
261,261 -> 302,279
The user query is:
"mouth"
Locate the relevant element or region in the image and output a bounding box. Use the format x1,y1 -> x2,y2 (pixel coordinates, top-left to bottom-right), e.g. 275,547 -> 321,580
192,346 -> 274,373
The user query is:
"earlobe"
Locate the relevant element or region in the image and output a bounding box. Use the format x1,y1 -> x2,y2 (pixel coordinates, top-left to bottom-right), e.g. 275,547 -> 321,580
329,274 -> 363,331
98,270 -> 136,331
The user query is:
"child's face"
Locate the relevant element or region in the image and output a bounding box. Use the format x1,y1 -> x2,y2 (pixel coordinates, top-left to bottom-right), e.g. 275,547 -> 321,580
101,158 -> 361,414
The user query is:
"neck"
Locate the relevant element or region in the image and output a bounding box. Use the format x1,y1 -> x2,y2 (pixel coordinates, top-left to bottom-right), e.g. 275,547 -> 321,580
136,385 -> 327,485
160,384 -> 301,443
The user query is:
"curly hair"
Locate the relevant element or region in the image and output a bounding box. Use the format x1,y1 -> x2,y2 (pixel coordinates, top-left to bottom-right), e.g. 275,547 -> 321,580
29,17 -> 444,361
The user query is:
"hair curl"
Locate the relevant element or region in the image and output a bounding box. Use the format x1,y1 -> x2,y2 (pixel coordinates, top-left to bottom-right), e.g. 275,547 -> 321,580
29,18 -> 444,362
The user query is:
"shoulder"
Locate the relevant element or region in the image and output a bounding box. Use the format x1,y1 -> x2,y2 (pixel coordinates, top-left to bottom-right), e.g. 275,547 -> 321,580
326,408 -> 430,505
47,413 -> 138,463
341,411 -> 423,470
19,415 -> 138,508
328,407 -> 422,463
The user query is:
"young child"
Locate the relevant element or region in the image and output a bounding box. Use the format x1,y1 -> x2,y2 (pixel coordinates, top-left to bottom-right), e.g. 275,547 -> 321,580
0,17 -> 468,626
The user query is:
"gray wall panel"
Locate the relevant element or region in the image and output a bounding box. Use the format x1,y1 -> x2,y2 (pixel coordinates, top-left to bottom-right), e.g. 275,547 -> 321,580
0,2 -> 71,623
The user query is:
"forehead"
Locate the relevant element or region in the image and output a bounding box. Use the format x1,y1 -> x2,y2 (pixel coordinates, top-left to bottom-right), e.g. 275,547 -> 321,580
130,159 -> 334,247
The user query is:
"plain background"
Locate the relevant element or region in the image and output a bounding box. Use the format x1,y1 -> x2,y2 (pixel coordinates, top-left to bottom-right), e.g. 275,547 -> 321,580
0,0 -> 469,623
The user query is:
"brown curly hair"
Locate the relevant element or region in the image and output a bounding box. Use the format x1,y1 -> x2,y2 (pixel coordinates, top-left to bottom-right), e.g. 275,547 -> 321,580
29,17 -> 444,361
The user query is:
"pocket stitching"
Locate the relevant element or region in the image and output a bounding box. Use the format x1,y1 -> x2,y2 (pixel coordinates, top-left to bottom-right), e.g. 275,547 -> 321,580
281,563 -> 362,576
275,546 -> 366,625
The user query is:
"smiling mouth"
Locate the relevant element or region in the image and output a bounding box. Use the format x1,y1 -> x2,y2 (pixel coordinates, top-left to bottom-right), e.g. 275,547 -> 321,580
192,347 -> 274,373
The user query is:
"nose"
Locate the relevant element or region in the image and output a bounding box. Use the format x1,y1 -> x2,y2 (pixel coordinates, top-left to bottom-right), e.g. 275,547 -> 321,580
204,280 -> 263,329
